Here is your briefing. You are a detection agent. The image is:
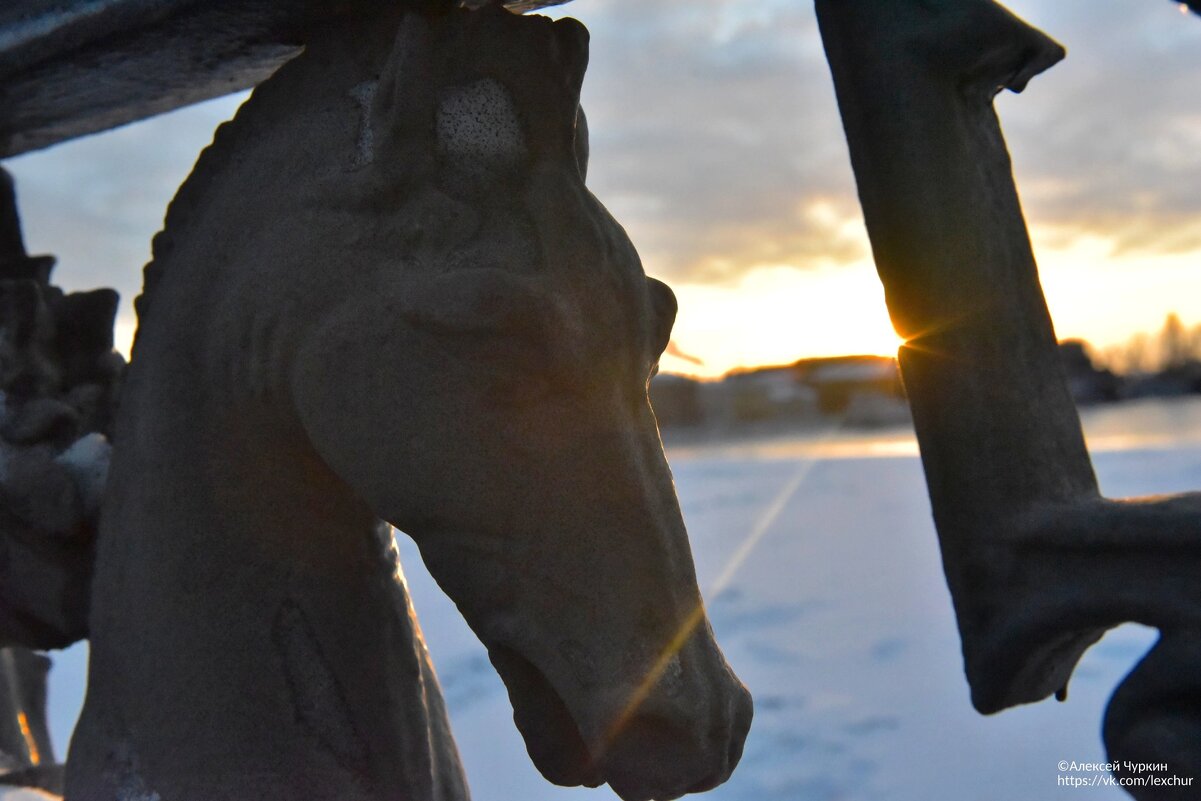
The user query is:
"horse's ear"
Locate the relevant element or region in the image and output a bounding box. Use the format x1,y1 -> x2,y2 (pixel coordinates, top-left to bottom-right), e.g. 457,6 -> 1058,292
368,11 -> 439,169
399,269 -> 555,336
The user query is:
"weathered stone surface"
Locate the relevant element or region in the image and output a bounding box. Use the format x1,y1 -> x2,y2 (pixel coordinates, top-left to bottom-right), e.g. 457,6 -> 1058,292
0,0 -> 575,158
67,6 -> 748,801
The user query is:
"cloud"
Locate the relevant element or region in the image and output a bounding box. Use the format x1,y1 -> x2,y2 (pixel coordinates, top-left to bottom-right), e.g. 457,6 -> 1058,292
4,93 -> 248,351
2,0 -> 1199,350
996,0 -> 1201,254
562,0 -> 1201,281
559,0 -> 869,282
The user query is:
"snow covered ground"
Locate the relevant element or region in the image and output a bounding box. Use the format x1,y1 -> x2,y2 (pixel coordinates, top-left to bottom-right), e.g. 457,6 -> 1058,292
41,398 -> 1201,800
0,789 -> 57,800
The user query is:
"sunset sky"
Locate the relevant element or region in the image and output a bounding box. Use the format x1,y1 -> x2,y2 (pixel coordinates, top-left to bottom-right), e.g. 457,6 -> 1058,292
6,0 -> 1201,378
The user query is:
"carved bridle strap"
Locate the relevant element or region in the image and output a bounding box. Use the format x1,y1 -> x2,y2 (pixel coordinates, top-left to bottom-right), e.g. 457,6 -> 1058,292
816,0 -> 1200,793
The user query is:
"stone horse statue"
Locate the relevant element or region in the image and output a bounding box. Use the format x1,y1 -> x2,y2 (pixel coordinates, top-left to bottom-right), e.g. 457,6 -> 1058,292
55,5 -> 751,801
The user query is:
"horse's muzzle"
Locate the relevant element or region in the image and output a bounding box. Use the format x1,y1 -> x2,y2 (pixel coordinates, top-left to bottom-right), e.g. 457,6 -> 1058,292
487,635 -> 752,801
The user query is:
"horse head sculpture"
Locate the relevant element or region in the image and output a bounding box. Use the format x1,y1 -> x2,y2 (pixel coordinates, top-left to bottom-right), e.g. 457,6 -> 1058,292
66,6 -> 750,801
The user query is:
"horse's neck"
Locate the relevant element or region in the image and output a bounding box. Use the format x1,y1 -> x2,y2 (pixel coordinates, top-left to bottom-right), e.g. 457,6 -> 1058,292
65,16 -> 471,797
69,330 -> 464,800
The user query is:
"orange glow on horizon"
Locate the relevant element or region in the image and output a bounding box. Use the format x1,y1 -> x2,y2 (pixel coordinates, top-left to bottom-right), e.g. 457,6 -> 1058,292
656,261 -> 905,379
653,226 -> 1201,379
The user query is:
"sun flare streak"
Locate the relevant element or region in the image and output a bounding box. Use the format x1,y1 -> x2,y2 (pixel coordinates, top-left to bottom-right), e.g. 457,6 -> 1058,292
891,306 -> 984,363
708,456 -> 822,598
602,424 -> 846,753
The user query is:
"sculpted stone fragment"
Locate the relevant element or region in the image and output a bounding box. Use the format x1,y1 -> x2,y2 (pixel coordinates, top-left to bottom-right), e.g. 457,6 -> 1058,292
0,168 -> 120,653
817,0 -> 1200,795
65,6 -> 750,801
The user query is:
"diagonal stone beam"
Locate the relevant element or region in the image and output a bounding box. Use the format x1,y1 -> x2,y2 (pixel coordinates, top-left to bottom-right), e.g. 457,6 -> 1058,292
816,0 -> 1201,794
0,0 -> 576,158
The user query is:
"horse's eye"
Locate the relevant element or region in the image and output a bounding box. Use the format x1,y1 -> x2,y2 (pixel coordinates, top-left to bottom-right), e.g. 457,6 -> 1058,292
399,269 -> 553,339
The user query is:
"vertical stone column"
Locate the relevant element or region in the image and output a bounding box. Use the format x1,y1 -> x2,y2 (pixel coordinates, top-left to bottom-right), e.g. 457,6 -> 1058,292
817,1 -> 1201,794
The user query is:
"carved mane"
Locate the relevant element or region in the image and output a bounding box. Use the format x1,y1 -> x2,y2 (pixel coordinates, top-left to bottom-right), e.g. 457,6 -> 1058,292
137,111 -> 262,335
133,9 -> 404,350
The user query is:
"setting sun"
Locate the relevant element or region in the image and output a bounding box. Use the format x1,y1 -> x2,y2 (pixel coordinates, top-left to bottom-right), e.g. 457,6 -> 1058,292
657,261 -> 907,378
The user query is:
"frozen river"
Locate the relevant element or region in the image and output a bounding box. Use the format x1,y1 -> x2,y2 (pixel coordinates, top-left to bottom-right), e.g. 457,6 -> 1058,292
43,397 -> 1201,799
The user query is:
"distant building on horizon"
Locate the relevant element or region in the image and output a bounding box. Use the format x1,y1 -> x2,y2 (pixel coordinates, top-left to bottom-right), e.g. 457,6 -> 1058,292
651,354 -> 907,430
653,338 -> 1201,434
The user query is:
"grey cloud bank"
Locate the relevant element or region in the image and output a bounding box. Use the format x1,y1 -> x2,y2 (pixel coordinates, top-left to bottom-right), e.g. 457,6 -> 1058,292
8,95 -> 246,349
999,0 -> 1201,255
3,0 -> 1200,352
574,0 -> 1201,279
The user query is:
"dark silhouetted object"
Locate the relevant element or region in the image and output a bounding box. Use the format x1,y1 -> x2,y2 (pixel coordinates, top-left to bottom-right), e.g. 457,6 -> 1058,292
819,1 -> 1201,797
